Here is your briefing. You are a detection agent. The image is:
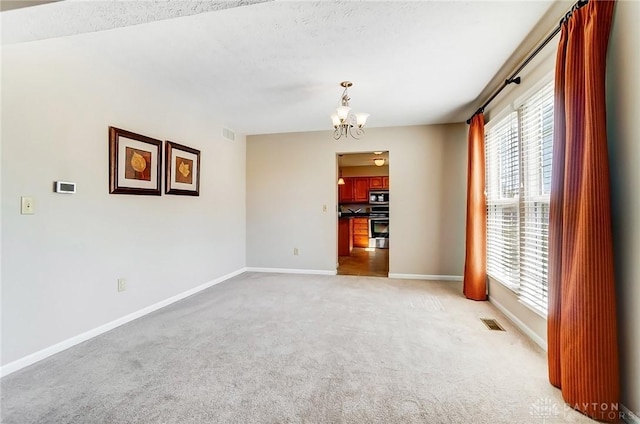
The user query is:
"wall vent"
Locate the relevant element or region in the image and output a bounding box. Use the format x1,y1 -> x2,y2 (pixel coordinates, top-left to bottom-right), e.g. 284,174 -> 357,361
480,318 -> 505,331
222,127 -> 235,141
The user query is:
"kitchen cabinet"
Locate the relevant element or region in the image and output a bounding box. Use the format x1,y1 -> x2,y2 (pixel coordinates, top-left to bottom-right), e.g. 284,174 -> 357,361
338,176 -> 390,203
369,177 -> 383,189
353,178 -> 370,202
353,217 -> 369,248
338,218 -> 353,256
339,178 -> 354,202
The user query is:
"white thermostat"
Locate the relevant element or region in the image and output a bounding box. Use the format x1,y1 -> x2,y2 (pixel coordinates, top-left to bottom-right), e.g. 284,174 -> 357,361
54,181 -> 76,193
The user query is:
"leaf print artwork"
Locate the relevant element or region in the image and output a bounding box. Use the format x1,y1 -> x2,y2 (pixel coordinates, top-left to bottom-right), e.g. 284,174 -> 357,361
178,161 -> 190,178
125,147 -> 152,181
175,156 -> 193,184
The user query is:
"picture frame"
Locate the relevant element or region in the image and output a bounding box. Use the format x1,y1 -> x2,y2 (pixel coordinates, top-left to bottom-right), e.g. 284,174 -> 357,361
109,126 -> 162,195
165,140 -> 201,196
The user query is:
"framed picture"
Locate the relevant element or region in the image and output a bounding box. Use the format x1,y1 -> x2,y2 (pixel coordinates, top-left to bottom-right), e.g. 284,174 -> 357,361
109,126 -> 162,195
165,140 -> 201,196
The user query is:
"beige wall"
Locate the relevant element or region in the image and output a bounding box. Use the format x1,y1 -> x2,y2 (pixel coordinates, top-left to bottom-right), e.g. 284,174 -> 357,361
607,0 -> 640,415
1,37 -> 247,366
246,124 -> 467,276
341,165 -> 389,177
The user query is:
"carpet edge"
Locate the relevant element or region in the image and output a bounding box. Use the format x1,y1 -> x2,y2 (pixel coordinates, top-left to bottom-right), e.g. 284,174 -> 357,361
0,267 -> 247,378
387,273 -> 463,281
246,267 -> 337,275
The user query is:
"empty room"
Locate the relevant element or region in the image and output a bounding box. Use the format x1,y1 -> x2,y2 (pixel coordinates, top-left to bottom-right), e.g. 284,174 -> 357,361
1,0 -> 638,423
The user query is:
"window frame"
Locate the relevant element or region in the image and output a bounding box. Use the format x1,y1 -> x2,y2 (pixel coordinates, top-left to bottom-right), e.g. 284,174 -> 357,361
484,76 -> 554,317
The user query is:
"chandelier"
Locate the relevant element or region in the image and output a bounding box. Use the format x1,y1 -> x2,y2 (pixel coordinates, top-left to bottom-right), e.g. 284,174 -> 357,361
331,81 -> 369,140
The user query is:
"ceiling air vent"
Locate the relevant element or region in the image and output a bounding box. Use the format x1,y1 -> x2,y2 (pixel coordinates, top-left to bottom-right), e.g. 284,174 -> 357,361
222,127 -> 235,141
480,318 -> 505,331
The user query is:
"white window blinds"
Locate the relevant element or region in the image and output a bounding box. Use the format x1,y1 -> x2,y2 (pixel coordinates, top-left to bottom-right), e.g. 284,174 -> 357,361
518,81 -> 554,314
485,111 -> 520,289
484,79 -> 554,316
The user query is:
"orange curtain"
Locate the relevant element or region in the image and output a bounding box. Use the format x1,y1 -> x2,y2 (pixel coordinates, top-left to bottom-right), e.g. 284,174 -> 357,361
463,113 -> 487,301
547,1 -> 619,421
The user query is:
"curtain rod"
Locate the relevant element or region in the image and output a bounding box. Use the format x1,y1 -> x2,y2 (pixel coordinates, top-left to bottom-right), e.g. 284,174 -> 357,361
466,0 -> 589,124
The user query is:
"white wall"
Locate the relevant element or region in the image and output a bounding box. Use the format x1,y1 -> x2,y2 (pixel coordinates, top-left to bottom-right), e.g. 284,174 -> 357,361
1,37 -> 247,366
246,124 -> 467,276
607,0 -> 640,415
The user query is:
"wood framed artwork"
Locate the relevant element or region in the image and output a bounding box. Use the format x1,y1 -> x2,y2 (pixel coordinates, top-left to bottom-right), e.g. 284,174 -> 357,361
109,126 -> 162,195
165,140 -> 201,196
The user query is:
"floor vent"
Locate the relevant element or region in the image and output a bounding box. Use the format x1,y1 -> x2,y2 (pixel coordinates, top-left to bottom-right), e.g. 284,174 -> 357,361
222,127 -> 235,141
481,318 -> 505,331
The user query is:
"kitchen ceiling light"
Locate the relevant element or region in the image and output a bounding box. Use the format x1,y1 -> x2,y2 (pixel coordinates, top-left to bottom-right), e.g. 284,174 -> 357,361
337,154 -> 346,185
373,151 -> 383,155
373,158 -> 385,167
331,81 -> 369,140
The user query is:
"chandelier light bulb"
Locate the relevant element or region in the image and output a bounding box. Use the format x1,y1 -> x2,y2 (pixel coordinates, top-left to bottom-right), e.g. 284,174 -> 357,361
355,113 -> 370,128
336,106 -> 351,122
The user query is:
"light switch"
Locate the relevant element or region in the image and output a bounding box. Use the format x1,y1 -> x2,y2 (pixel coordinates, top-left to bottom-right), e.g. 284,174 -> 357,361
21,197 -> 34,215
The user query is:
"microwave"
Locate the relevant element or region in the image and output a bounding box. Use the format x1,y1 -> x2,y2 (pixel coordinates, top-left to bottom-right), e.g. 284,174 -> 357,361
369,190 -> 389,204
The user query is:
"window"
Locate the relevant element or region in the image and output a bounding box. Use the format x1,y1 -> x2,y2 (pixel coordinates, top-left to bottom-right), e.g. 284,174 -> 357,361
485,80 -> 554,315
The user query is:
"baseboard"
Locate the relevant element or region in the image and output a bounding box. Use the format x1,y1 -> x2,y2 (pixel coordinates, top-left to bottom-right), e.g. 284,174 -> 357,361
622,404 -> 639,424
246,267 -> 337,276
489,295 -> 548,351
387,273 -> 463,281
0,267 -> 247,379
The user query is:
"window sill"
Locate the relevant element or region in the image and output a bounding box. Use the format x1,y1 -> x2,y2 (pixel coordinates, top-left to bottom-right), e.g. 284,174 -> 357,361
488,274 -> 548,320
487,273 -> 519,295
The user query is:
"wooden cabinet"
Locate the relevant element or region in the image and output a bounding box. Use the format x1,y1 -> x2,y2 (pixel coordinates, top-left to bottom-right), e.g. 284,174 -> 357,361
353,178 -> 370,202
338,218 -> 353,256
353,217 -> 370,248
339,176 -> 390,203
338,177 -> 354,202
369,177 -> 383,189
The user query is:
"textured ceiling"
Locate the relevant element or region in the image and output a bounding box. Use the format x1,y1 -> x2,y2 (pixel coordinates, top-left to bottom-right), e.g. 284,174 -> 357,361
1,0 -> 270,41
2,0 -> 556,136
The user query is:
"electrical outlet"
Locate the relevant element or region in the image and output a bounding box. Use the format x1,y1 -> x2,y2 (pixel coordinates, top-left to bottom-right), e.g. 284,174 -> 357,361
20,197 -> 35,215
293,247 -> 299,256
117,278 -> 126,292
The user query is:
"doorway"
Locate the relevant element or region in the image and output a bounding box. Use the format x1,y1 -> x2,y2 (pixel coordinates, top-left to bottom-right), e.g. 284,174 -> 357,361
336,152 -> 390,277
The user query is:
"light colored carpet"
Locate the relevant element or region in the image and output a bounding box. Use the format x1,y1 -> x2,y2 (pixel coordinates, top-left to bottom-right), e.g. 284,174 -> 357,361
1,273 -> 595,423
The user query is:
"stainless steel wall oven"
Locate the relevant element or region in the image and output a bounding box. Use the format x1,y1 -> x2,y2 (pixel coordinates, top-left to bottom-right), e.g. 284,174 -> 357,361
368,206 -> 389,249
